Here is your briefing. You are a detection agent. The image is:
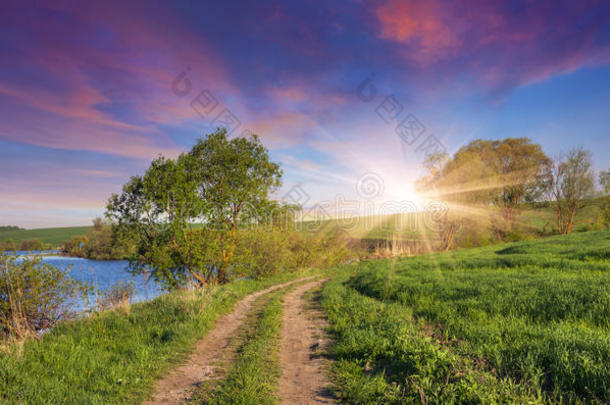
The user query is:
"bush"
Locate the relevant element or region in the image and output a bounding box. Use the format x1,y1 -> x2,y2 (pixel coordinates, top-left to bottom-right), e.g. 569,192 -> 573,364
61,218 -> 137,260
234,226 -> 360,279
234,227 -> 295,278
18,239 -> 44,251
0,238 -> 17,252
96,280 -> 135,311
0,254 -> 89,341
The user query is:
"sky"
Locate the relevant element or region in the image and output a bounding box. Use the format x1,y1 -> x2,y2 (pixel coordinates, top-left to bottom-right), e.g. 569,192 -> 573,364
1,0 -> 610,228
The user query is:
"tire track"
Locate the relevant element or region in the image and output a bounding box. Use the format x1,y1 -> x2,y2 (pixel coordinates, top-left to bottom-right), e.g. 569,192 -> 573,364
278,279 -> 335,404
144,276 -> 316,405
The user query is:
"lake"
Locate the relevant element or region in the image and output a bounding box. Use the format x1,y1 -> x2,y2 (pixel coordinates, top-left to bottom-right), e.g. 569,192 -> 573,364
12,253 -> 164,310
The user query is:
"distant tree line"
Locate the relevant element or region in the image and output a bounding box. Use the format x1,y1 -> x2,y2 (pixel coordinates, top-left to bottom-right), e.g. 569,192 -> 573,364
61,218 -> 137,260
0,238 -> 53,252
0,225 -> 23,232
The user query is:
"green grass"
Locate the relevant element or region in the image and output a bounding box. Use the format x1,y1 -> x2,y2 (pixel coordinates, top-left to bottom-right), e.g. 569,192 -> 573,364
0,272 -> 308,405
320,230 -> 610,403
0,226 -> 90,246
197,291 -> 285,404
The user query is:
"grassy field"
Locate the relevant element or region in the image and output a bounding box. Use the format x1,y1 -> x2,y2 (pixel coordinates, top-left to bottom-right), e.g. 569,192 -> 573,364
302,196 -> 608,244
0,226 -> 90,246
0,272 -> 310,405
320,229 -> 610,403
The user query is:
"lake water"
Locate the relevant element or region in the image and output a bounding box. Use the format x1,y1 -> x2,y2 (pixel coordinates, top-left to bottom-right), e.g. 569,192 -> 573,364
12,253 -> 164,310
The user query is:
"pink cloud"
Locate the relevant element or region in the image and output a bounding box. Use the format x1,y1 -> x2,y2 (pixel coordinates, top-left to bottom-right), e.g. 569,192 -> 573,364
374,0 -> 610,91
376,0 -> 462,64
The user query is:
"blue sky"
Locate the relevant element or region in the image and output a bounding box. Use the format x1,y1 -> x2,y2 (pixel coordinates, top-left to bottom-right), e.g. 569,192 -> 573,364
1,0 -> 609,227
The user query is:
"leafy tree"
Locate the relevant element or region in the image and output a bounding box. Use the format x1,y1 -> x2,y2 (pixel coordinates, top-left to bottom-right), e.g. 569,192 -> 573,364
543,148 -> 595,234
107,129 -> 282,288
418,138 -> 550,233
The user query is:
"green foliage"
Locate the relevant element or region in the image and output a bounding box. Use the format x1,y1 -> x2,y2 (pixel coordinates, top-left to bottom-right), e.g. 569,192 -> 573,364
602,202 -> 610,228
543,148 -> 595,234
323,230 -> 610,403
18,239 -> 47,251
96,280 -> 135,311
107,129 -> 283,288
599,168 -> 610,194
0,254 -> 89,340
234,227 -> 296,279
419,138 -> 550,219
0,238 -> 17,252
416,138 -> 551,245
61,218 -> 137,260
234,226 -> 359,279
0,226 -> 22,232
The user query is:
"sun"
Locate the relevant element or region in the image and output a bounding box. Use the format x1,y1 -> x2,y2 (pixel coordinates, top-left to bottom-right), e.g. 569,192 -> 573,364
380,180 -> 426,210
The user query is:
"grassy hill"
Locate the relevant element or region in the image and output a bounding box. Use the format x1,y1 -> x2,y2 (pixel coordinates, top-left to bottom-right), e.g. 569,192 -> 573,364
0,226 -> 91,246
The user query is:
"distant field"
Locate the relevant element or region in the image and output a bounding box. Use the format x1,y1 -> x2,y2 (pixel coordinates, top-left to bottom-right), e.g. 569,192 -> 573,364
0,226 -> 90,246
302,196 -> 608,244
321,229 -> 610,403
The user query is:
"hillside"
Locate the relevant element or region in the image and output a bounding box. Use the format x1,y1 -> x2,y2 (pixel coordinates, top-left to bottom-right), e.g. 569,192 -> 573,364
0,226 -> 91,246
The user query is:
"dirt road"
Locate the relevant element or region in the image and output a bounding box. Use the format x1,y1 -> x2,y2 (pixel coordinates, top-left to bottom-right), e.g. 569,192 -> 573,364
144,276 -> 316,405
278,279 -> 335,404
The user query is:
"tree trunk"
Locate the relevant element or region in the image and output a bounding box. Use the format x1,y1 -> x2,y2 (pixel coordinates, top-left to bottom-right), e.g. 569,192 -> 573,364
555,201 -> 565,234
188,267 -> 206,287
217,224 -> 237,284
565,206 -> 576,234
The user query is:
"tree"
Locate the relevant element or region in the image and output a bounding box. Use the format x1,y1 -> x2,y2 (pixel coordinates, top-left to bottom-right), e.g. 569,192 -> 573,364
106,129 -> 282,288
417,138 -> 550,243
418,138 -> 550,232
600,169 -> 610,194
543,148 -> 595,234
